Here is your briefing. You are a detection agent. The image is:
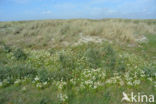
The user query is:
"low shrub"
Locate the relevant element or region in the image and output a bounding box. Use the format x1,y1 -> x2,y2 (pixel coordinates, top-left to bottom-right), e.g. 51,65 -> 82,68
84,44 -> 117,71
13,48 -> 27,60
37,69 -> 53,82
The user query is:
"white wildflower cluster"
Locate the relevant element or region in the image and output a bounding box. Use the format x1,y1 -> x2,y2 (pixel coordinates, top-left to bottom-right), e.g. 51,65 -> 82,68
36,83 -> 42,88
33,76 -> 48,89
79,68 -> 106,90
14,79 -> 21,85
106,73 -> 124,86
54,80 -> 68,103
26,50 -> 54,70
34,76 -> 40,81
70,78 -> 77,85
21,86 -> 26,91
140,70 -> 146,78
57,93 -> 68,102
124,72 -> 141,86
55,80 -> 67,90
105,69 -> 154,87
147,77 -> 153,81
14,77 -> 30,86
119,53 -> 146,71
35,82 -> 48,89
133,80 -> 141,85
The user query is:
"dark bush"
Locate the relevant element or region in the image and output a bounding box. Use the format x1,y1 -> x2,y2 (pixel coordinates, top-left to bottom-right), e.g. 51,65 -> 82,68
59,53 -> 75,69
100,45 -> 117,71
1,43 -> 12,53
84,47 -> 101,68
84,44 -> 117,70
13,48 -> 27,60
37,69 -> 53,82
52,53 -> 76,81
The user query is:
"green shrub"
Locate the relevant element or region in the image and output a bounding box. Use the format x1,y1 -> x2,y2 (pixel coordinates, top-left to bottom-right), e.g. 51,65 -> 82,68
37,69 -> 52,82
84,47 -> 101,68
1,43 -> 12,53
53,52 -> 76,81
102,45 -> 116,70
13,48 -> 27,60
58,52 -> 75,69
84,44 -> 117,71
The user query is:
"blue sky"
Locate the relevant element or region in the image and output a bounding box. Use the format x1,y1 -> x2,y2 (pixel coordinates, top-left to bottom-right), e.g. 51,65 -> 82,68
0,0 -> 156,21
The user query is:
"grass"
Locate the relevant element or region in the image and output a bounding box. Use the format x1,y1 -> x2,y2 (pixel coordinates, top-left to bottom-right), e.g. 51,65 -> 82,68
0,19 -> 156,49
0,19 -> 156,104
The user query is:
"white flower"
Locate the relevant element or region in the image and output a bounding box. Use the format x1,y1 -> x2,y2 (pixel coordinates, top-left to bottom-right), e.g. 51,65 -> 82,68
93,85 -> 97,89
34,76 -> 39,81
43,82 -> 48,85
70,79 -> 76,85
133,80 -> 141,85
22,86 -> 26,91
147,78 -> 152,81
127,81 -> 133,86
106,79 -> 112,84
92,76 -> 96,80
58,93 -> 68,102
14,79 -> 21,84
84,80 -> 93,85
36,83 -> 42,88
56,81 -> 67,90
119,80 -> 124,86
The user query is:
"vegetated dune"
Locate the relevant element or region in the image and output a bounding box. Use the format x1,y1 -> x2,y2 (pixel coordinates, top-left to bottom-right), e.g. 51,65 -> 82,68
0,19 -> 156,104
0,19 -> 156,49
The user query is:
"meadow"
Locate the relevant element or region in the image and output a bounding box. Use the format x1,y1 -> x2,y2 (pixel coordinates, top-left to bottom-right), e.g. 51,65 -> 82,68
0,19 -> 156,104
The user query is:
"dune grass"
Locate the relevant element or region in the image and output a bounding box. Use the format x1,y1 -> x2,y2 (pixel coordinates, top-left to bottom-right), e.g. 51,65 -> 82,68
0,19 -> 156,49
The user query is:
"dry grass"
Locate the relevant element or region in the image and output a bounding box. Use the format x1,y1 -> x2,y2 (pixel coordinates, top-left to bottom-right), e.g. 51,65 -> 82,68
0,19 -> 156,49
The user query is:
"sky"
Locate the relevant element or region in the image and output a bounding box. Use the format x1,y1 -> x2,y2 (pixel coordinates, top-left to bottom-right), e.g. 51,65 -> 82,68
0,0 -> 156,21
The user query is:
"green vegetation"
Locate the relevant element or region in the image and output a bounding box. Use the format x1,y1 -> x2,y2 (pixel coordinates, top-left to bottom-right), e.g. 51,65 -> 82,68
0,19 -> 156,104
